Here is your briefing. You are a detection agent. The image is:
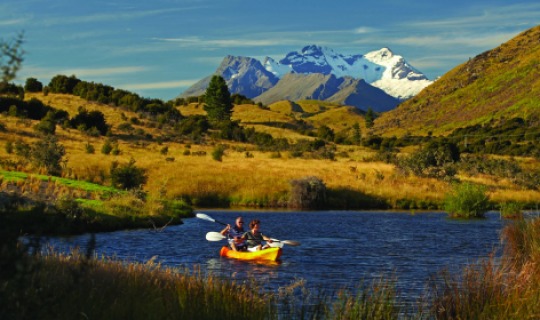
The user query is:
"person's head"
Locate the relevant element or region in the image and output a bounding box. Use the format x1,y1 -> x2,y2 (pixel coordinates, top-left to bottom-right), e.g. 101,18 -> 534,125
249,219 -> 260,230
235,216 -> 244,228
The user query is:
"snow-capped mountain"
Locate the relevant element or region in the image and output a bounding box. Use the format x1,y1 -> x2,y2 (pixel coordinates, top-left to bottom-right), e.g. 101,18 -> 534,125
263,45 -> 432,100
178,45 -> 432,111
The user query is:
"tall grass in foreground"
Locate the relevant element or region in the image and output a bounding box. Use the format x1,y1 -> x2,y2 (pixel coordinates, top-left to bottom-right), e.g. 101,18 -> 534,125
428,218 -> 540,319
2,250 -> 273,320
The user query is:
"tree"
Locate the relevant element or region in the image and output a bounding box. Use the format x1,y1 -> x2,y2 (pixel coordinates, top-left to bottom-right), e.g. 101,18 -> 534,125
0,32 -> 24,86
24,77 -> 43,92
352,123 -> 361,145
110,158 -> 147,190
365,107 -> 375,128
204,75 -> 232,122
30,135 -> 66,176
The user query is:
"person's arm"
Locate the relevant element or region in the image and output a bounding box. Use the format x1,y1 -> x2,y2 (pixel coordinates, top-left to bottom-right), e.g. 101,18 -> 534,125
220,224 -> 231,236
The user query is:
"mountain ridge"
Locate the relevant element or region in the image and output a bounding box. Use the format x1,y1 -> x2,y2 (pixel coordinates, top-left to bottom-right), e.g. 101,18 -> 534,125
178,45 -> 432,111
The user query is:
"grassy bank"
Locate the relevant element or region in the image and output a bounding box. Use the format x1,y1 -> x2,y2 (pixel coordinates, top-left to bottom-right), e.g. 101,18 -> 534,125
3,216 -> 540,319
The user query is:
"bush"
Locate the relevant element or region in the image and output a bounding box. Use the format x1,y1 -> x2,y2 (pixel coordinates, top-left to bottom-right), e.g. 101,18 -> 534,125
212,145 -> 226,162
30,135 -> 66,176
444,182 -> 490,218
499,202 -> 524,219
289,176 -> 327,209
110,158 -> 147,190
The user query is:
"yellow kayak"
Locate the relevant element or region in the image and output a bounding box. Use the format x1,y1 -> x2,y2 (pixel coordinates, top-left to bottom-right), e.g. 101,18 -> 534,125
219,246 -> 282,262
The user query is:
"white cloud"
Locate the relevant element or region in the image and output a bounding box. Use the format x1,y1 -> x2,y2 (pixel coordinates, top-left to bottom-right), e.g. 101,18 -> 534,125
121,80 -> 198,90
60,66 -> 148,78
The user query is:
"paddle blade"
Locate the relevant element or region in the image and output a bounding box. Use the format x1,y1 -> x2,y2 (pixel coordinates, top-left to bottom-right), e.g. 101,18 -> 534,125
268,241 -> 284,248
206,231 -> 226,242
196,213 -> 216,223
271,239 -> 301,247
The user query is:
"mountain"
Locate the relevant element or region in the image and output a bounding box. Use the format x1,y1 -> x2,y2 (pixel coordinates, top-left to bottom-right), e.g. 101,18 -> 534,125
264,45 -> 432,100
372,24 -> 540,136
255,73 -> 400,112
180,55 -> 279,99
178,45 -> 432,111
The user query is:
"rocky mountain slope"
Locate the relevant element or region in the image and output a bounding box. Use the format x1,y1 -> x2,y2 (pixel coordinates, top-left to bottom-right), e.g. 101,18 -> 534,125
178,45 -> 432,112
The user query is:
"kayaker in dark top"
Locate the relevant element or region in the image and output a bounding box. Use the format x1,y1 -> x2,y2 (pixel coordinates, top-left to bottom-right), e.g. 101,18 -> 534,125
241,219 -> 273,251
220,216 -> 247,251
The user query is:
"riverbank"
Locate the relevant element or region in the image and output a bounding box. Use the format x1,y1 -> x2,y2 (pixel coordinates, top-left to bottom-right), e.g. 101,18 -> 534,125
2,215 -> 540,319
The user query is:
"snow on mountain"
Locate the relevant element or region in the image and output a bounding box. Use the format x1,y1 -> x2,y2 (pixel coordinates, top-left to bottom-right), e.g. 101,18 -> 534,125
263,45 -> 432,100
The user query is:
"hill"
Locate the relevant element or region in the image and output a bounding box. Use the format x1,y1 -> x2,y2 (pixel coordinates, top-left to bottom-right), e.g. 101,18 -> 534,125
373,24 -> 540,136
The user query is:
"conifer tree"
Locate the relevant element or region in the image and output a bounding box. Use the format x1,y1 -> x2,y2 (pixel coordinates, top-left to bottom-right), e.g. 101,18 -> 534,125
203,75 -> 232,122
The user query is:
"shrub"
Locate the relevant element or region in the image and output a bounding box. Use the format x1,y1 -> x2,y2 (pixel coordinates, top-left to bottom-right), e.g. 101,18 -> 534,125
30,135 -> 66,176
101,139 -> 113,155
289,176 -> 327,209
212,145 -> 226,162
499,202 -> 523,219
110,158 -> 147,190
444,182 -> 490,218
85,143 -> 95,154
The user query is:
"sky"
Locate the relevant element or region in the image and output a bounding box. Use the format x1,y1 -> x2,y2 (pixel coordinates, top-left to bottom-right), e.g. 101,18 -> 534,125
1,0 -> 539,101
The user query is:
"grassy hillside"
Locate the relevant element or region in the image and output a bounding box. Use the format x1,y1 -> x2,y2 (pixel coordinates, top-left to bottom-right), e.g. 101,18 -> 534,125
373,24 -> 540,136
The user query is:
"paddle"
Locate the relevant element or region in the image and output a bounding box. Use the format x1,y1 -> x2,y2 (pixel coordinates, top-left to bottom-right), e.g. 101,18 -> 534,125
196,213 -> 228,226
205,231 -> 301,246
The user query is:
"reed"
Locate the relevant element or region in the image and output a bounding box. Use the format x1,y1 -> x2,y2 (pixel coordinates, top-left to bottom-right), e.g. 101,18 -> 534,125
5,250 -> 271,320
428,218 -> 540,319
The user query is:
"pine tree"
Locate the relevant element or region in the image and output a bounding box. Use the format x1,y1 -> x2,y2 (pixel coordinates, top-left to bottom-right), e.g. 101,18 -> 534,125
203,75 -> 232,122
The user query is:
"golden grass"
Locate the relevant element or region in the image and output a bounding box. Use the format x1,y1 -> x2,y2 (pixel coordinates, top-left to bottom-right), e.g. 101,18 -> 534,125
2,93 -> 538,209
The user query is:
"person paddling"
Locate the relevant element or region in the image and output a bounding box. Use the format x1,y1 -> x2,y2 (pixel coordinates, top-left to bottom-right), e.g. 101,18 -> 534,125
220,216 -> 247,251
241,219 -> 273,251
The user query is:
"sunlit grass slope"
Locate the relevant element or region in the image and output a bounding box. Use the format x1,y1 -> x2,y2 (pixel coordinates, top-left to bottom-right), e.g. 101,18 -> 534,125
373,24 -> 540,136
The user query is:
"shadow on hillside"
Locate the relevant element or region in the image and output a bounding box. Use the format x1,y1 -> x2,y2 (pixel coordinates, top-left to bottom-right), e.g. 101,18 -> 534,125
326,187 -> 389,210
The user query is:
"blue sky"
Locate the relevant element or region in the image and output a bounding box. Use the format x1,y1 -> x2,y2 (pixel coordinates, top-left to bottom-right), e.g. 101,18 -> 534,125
1,0 -> 539,101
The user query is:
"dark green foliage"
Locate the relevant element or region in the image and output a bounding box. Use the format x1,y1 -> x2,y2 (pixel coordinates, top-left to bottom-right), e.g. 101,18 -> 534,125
317,125 -> 335,142
204,75 -> 232,122
30,135 -> 66,176
5,141 -> 13,154
0,82 -> 24,98
70,107 -> 108,135
24,77 -> 43,92
101,139 -> 113,155
110,159 -> 147,190
450,117 -> 540,157
0,97 -> 58,120
444,182 -> 490,218
33,111 -> 56,135
365,107 -> 375,128
211,145 -> 226,162
231,93 -> 254,105
289,176 -> 327,209
85,142 -> 95,154
352,123 -> 361,145
397,140 -> 460,178
48,74 -> 81,94
176,115 -> 209,136
459,154 -> 540,191
14,139 -> 30,158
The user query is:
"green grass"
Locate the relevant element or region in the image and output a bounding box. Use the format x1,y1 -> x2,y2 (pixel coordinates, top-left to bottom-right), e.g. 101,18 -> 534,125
0,169 -> 122,194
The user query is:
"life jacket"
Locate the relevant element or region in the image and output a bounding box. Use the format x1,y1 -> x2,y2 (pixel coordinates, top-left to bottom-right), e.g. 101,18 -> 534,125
243,231 -> 264,248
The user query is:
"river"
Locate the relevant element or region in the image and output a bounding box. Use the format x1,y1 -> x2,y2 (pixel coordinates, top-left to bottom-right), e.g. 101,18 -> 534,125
46,210 -> 507,304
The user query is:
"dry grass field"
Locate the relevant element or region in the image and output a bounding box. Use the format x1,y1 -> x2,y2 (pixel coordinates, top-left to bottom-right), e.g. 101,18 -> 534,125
1,92 -> 539,209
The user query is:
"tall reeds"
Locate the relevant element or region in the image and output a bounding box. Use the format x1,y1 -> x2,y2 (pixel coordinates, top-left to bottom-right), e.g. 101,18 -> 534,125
428,217 -> 540,319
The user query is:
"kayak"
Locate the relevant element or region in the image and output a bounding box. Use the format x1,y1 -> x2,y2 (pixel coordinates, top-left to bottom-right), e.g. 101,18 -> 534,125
219,246 -> 282,262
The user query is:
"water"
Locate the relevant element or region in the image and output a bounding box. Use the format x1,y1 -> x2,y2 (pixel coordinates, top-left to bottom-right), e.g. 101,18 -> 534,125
45,210 -> 506,302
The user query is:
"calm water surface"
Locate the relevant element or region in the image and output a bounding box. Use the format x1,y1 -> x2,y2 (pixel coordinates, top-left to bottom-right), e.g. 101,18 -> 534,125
47,210 -> 507,301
